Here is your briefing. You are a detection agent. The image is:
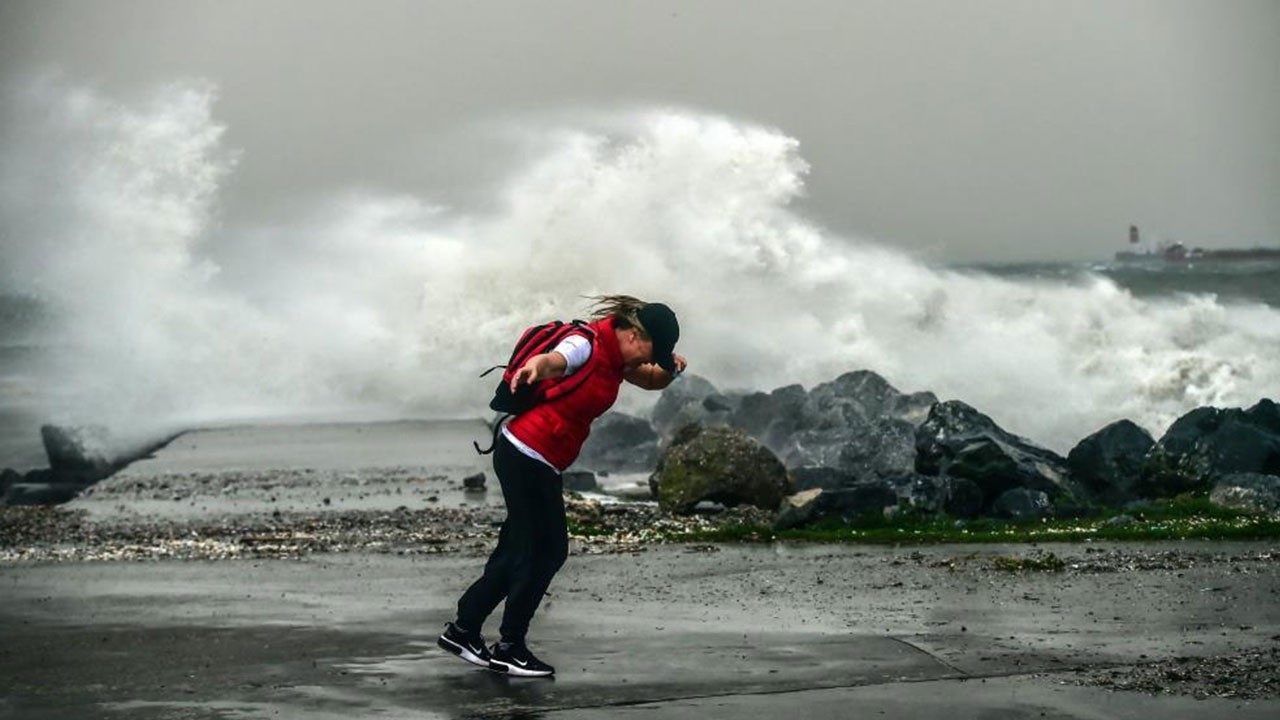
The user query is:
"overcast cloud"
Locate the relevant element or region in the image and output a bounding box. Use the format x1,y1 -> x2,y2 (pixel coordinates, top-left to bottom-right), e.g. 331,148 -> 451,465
2,0 -> 1277,262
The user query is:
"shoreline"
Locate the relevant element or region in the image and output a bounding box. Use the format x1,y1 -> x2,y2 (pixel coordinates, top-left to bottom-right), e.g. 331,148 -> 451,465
4,497 -> 1277,564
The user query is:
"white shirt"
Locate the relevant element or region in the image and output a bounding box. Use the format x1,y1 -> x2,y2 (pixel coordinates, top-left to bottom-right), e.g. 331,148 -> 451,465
553,333 -> 593,376
501,333 -> 595,469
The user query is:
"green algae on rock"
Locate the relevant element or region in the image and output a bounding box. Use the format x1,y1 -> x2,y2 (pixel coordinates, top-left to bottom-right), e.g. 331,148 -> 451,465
650,424 -> 792,514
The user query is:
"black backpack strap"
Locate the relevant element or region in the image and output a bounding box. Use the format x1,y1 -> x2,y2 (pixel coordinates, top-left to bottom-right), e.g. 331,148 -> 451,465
473,414 -> 511,455
478,364 -> 506,378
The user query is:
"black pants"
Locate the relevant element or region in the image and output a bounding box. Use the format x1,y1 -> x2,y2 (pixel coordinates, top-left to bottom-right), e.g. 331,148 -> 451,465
456,433 -> 568,643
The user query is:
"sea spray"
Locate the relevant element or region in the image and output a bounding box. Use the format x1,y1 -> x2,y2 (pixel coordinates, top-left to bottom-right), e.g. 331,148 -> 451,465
2,76 -> 1278,453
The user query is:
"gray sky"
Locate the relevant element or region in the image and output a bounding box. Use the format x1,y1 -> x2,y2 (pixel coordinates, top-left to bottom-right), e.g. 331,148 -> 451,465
2,0 -> 1277,262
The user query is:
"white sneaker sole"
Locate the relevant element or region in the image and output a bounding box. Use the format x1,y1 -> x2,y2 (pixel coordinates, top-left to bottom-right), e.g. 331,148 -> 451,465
437,634 -> 489,668
489,659 -> 554,677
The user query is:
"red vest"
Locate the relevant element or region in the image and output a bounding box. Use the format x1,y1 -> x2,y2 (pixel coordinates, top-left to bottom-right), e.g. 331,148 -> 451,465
506,316 -> 625,471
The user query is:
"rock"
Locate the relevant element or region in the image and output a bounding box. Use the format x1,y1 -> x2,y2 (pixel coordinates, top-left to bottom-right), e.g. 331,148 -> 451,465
1,468 -> 20,495
462,473 -> 486,491
652,374 -> 735,436
1068,420 -> 1155,506
41,424 -> 114,483
1141,400 -> 1280,497
1210,473 -> 1280,514
574,412 -> 659,473
14,425 -> 181,504
819,481 -> 899,522
22,468 -> 57,484
2,482 -> 83,506
790,466 -> 856,492
666,421 -> 705,449
772,481 -> 900,530
731,384 -> 809,454
943,477 -> 984,519
885,391 -> 942,427
774,489 -> 825,530
564,494 -> 603,523
991,487 -> 1053,520
836,418 -> 918,482
885,473 -> 951,513
607,483 -> 655,501
884,474 -> 982,518
732,370 -> 937,470
915,400 -> 1076,507
650,425 -> 792,513
562,470 -> 599,493
1104,514 -> 1136,527
804,370 -> 930,428
702,394 -> 734,413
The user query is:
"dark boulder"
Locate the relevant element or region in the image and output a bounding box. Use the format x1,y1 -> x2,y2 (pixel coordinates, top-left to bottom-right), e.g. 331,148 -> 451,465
836,418 -> 919,482
41,424 -> 114,483
739,371 -> 937,470
652,374 -> 736,436
882,473 -> 982,518
943,477 -> 984,519
790,465 -> 856,492
1210,473 -> 1280,514
1141,400 -> 1280,497
574,412 -> 659,473
885,391 -> 942,427
650,424 -> 791,513
819,481 -> 899,522
885,473 -> 950,513
2,482 -> 83,506
774,489 -> 824,530
1,468 -> 20,496
731,384 -> 808,453
915,400 -> 1076,507
562,470 -> 599,493
804,370 -> 934,429
2,468 -> 69,505
1067,420 -> 1155,506
702,394 -> 735,413
991,487 -> 1053,520
462,472 -> 486,491
772,481 -> 899,530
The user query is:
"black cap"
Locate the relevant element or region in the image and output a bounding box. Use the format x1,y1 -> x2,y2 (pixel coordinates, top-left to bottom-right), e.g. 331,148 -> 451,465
636,303 -> 680,374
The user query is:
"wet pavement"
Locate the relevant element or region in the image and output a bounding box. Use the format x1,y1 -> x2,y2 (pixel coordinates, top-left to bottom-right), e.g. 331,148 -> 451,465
2,543 -> 1278,719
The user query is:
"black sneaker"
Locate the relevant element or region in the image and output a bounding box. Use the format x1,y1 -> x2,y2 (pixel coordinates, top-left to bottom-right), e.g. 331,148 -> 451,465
437,622 -> 490,668
488,640 -> 555,677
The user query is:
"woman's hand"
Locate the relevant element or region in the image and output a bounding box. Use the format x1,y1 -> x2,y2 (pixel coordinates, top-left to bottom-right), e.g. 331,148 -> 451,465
624,354 -> 689,390
671,353 -> 688,375
509,352 -> 568,392
509,362 -> 539,393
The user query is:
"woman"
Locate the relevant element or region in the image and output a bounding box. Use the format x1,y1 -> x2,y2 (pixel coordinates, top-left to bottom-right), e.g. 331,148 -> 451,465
438,295 -> 686,677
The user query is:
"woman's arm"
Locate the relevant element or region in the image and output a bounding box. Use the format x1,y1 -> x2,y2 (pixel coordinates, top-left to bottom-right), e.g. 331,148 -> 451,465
623,353 -> 688,391
509,352 -> 569,391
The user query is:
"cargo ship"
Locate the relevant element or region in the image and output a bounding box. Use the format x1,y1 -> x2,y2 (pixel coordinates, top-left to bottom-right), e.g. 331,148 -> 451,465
1115,225 -> 1280,264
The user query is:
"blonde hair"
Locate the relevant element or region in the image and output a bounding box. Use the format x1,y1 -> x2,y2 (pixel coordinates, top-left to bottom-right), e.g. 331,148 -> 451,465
585,294 -> 650,338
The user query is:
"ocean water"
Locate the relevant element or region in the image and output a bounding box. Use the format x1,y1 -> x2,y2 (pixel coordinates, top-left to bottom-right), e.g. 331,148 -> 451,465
2,76 -> 1279,469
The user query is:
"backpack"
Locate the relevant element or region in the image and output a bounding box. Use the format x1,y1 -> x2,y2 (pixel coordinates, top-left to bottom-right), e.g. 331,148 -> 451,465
473,319 -> 597,454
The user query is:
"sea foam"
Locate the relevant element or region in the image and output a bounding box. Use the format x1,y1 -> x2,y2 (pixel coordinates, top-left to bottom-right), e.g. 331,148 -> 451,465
2,77 -> 1277,452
